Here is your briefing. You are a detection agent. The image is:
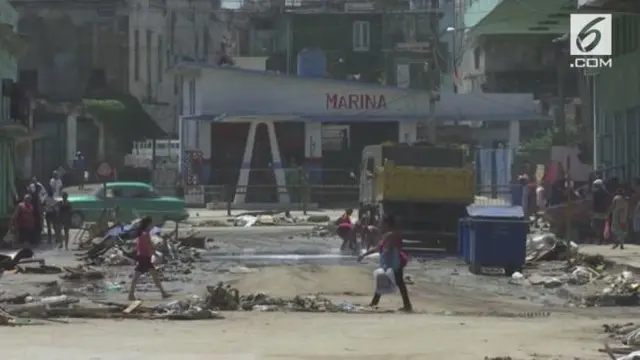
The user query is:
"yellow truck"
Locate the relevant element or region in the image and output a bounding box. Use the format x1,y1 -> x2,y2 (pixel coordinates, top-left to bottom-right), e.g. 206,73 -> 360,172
358,144 -> 475,254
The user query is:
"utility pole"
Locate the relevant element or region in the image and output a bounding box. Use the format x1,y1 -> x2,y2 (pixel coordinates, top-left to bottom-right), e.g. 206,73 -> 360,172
427,93 -> 436,143
426,0 -> 440,144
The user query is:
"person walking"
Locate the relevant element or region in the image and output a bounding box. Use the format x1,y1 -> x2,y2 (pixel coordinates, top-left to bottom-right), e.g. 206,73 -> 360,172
73,151 -> 86,189
11,194 -> 37,247
592,179 -> 609,245
58,192 -> 72,250
43,191 -> 60,246
611,187 -> 629,250
49,171 -> 63,199
128,216 -> 170,300
26,176 -> 46,245
358,215 -> 412,312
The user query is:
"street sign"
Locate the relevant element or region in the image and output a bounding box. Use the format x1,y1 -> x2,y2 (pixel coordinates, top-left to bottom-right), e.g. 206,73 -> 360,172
96,161 -> 112,177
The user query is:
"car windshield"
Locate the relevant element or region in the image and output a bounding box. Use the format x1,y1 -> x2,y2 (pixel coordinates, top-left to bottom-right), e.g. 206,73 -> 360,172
146,188 -> 159,198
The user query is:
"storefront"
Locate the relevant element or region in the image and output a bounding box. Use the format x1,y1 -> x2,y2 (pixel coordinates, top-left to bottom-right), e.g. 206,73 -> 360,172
174,62 -> 543,206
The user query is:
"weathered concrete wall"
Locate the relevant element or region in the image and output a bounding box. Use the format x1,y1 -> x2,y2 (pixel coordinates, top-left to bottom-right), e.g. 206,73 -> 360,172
15,1 -> 128,100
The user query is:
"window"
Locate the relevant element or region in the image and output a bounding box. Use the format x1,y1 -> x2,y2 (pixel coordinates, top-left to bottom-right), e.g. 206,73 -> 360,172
203,26 -> 209,61
119,186 -> 157,198
189,79 -> 196,114
352,21 -> 370,51
146,30 -> 152,84
473,47 -> 481,69
134,30 -> 140,81
195,32 -> 199,58
158,35 -> 163,82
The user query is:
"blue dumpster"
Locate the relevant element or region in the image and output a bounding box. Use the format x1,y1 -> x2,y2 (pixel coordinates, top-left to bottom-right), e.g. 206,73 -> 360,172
466,205 -> 528,276
458,218 -> 471,263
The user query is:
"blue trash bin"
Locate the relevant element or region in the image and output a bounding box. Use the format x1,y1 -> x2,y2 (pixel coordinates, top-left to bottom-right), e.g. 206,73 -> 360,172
466,205 -> 528,275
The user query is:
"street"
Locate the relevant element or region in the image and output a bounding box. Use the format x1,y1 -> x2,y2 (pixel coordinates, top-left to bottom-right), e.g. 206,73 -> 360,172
1,223 -> 638,360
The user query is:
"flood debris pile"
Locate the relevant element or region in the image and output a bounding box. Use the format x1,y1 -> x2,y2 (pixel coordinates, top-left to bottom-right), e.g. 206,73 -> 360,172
511,229 -> 640,307
0,297 -> 225,323
0,280 -> 224,323
76,220 -> 207,271
582,270 -> 640,307
191,211 -> 328,227
199,282 -> 379,313
0,278 -> 386,325
600,324 -> 640,359
233,211 -> 330,227
525,232 -> 578,263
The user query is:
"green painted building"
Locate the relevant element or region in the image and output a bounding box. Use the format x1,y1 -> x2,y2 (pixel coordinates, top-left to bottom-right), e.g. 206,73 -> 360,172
250,10 -> 441,88
286,12 -> 385,83
0,0 -> 28,233
585,3 -> 640,179
464,0 -> 573,35
462,0 -> 640,180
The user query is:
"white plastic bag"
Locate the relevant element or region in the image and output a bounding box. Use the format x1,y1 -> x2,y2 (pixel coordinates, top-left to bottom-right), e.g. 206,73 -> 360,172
373,267 -> 397,294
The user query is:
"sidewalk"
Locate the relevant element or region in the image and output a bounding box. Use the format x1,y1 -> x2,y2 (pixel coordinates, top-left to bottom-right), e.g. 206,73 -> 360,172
580,244 -> 640,270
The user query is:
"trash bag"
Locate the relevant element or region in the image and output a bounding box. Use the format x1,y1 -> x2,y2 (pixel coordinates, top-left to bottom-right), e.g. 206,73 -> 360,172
373,267 -> 396,294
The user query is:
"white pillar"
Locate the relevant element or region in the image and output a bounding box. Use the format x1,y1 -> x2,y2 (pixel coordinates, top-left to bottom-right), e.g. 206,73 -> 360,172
66,112 -> 77,166
266,121 -> 290,203
398,121 -> 417,144
305,121 -> 322,185
234,121 -> 258,204
91,118 -> 105,160
305,121 -> 322,158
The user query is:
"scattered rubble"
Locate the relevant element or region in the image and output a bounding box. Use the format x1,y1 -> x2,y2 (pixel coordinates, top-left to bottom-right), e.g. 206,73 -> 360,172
187,210 -> 333,227
0,280 -> 386,326
75,220 -> 207,269
232,211 -> 329,227
507,223 -> 640,308
525,231 -> 578,263
600,324 -> 640,359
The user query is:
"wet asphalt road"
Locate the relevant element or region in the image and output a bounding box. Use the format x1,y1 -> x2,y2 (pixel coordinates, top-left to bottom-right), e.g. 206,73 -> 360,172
0,225 -> 614,311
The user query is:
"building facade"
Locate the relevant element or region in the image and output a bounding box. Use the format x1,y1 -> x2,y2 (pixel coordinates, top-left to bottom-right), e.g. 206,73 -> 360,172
0,0 -> 28,234
457,0 -> 575,96
175,63 -> 540,206
454,0 -> 582,152
129,0 -> 228,134
235,0 -> 444,90
12,0 -> 225,178
580,0 -> 640,179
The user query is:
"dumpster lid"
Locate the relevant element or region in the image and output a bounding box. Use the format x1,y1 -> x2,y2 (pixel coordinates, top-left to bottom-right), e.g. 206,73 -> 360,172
466,205 -> 524,218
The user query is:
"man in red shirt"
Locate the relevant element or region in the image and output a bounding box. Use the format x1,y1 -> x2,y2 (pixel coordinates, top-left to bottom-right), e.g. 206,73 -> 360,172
11,194 -> 36,247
